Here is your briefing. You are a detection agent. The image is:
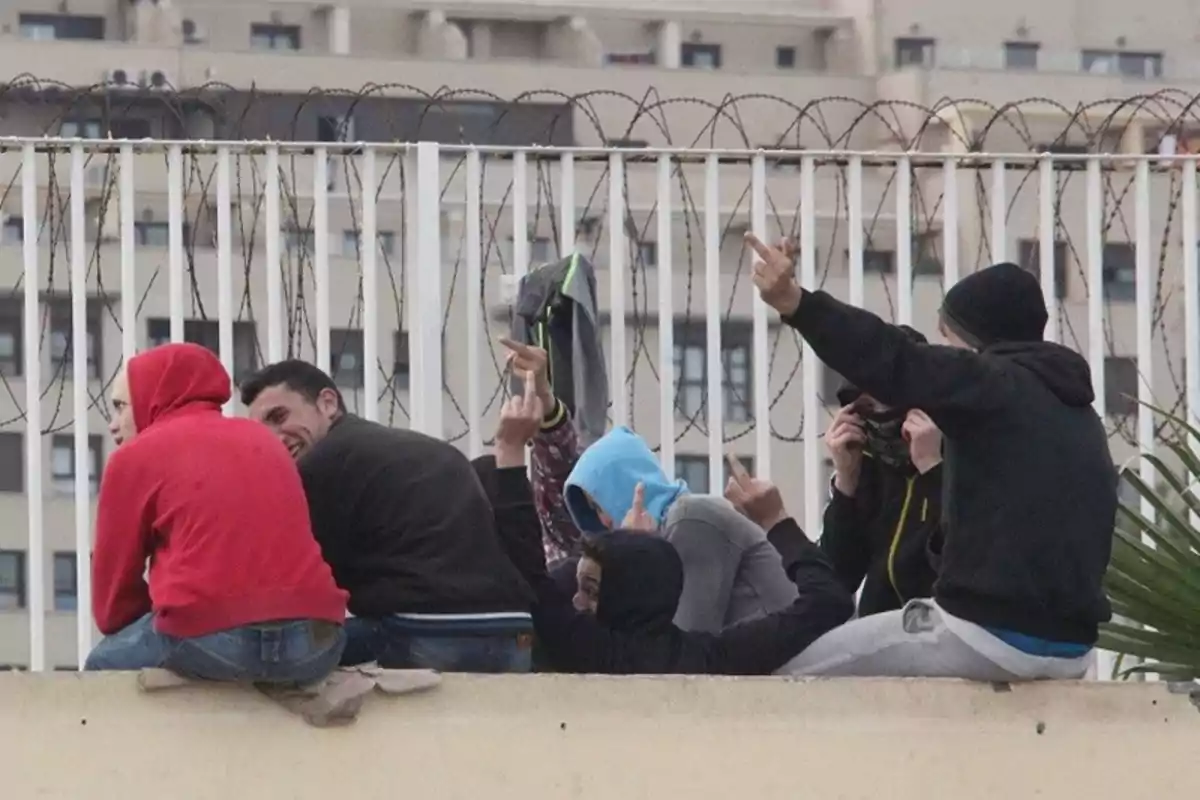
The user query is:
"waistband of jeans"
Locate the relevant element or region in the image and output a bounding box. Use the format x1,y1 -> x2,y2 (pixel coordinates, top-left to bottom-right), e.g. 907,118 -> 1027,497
382,612 -> 533,636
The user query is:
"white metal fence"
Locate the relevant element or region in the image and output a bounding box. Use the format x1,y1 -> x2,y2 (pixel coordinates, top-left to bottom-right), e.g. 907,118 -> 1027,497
0,137 -> 1194,674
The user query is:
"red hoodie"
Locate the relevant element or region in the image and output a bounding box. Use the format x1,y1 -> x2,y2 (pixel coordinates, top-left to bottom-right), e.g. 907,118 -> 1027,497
92,342 -> 347,637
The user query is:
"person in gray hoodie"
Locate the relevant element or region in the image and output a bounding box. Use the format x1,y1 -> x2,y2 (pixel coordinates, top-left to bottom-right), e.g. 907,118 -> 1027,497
561,426 -> 798,633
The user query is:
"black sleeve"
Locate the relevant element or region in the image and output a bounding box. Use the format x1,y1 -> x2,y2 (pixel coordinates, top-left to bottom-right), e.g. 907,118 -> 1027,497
817,478 -> 872,595
783,290 -> 1008,436
920,464 -> 946,572
492,466 -> 550,583
702,518 -> 856,676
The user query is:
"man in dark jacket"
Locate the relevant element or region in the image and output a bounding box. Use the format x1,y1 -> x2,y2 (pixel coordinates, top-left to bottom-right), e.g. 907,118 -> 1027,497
747,233 -> 1115,681
241,360 -> 533,673
819,326 -> 944,617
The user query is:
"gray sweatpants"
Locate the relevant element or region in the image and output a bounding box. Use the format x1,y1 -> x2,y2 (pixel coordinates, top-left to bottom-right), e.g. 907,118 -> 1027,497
777,598 -> 1093,681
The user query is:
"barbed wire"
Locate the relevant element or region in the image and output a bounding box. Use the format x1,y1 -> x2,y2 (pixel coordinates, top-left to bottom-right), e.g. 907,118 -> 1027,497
0,77 -> 1196,465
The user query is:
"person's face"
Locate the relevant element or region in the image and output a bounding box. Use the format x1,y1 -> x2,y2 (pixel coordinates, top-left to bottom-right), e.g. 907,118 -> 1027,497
584,491 -> 614,530
108,368 -> 136,446
573,556 -> 602,614
246,384 -> 340,460
938,321 -> 973,350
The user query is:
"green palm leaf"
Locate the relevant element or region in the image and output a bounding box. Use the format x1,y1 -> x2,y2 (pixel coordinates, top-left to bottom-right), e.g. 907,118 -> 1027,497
1102,405 -> 1200,680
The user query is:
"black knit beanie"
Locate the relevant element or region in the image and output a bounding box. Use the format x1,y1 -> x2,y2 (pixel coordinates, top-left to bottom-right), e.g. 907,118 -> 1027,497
940,262 -> 1048,348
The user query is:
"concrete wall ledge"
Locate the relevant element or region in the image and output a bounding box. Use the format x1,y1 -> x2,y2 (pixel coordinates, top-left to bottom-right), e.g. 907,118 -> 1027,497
1,673 -> 1197,798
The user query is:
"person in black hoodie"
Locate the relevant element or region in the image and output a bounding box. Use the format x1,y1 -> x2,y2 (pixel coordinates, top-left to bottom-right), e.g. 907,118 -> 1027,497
241,360 -> 533,673
478,379 -> 855,674
819,325 -> 945,617
746,234 -> 1115,681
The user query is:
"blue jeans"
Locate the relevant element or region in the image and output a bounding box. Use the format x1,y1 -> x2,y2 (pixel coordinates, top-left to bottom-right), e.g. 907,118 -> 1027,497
84,613 -> 346,685
340,616 -> 532,673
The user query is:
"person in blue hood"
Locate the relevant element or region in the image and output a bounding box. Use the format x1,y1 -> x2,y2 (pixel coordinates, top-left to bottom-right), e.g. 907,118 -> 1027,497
561,427 -> 800,634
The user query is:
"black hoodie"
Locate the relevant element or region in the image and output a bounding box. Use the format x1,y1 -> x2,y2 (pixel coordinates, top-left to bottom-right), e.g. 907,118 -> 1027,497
786,291 -> 1116,645
486,463 -> 854,675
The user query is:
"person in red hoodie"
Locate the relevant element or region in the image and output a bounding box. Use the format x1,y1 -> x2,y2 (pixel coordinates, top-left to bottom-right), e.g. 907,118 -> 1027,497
84,342 -> 349,683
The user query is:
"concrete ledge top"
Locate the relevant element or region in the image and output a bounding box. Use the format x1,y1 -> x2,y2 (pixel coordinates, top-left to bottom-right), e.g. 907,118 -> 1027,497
1,674 -> 1196,799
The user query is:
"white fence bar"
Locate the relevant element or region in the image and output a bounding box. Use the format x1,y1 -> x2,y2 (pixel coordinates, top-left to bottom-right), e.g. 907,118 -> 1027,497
657,154 -> 676,480
216,147 -> 234,413
750,153 -> 771,480
990,160 -> 1007,263
22,143 -> 44,672
895,157 -> 913,326
118,145 -> 137,362
69,144 -> 92,664
847,156 -> 865,310
465,148 -> 483,458
512,152 -> 529,279
942,158 -> 959,288
609,152 -> 629,429
1038,158 -> 1059,343
264,145 -> 283,363
800,156 -> 820,540
167,144 -> 184,341
1183,160 -> 1200,527
559,152 -> 575,256
703,154 -> 722,492
411,141 -> 443,437
313,147 -> 331,375
1134,159 -> 1156,529
1085,157 -> 1114,681
361,147 -> 380,423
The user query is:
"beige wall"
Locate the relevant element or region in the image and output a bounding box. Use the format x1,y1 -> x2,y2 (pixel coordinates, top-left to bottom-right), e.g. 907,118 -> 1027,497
0,673 -> 1197,798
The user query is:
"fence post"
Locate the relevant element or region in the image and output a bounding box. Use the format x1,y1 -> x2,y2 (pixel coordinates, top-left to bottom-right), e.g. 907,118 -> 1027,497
409,142 -> 443,437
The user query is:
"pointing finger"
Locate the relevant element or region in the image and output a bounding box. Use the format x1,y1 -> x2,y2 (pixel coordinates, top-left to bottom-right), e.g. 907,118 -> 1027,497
725,452 -> 751,485
743,231 -> 774,263
631,482 -> 645,512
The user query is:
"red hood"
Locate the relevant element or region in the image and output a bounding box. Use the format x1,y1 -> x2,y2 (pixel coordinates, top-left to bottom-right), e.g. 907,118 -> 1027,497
128,343 -> 231,432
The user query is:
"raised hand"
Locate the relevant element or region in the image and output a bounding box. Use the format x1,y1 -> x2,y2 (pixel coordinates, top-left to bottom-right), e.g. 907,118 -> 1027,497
744,232 -> 803,316
723,453 -> 789,532
499,337 -> 555,413
495,371 -> 544,467
620,482 -> 657,533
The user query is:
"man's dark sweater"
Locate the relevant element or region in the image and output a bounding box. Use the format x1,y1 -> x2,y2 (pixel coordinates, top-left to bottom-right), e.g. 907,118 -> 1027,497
787,291 -> 1116,644
298,415 -> 531,618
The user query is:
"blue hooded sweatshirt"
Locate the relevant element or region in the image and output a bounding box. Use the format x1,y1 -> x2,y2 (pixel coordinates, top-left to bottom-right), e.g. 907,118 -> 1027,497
563,427 -> 688,534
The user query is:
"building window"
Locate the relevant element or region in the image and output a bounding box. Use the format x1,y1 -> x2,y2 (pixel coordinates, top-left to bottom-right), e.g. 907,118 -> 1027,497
18,13 -> 104,41
109,117 -> 152,139
636,241 -> 658,268
861,249 -> 895,274
330,328 -> 365,389
146,318 -> 259,383
913,232 -> 943,276
675,455 -> 754,495
53,553 -> 78,612
282,227 -> 314,253
250,23 -> 300,51
61,119 -> 102,139
2,215 -> 23,244
1102,243 -> 1136,302
134,221 -> 170,247
1105,356 -> 1138,416
673,324 -> 752,423
776,46 -> 796,69
393,331 -> 410,390
50,434 -> 102,496
1004,42 -> 1040,70
1017,239 -> 1068,299
895,37 -> 936,68
0,551 -> 25,610
0,433 -> 21,493
342,229 -> 396,258
0,297 -> 22,377
1081,49 -> 1164,79
606,52 -> 656,66
48,297 -> 102,381
681,43 -> 722,70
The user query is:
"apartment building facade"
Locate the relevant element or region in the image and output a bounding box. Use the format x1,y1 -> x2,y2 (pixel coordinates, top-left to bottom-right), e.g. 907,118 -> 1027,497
0,0 -> 1193,668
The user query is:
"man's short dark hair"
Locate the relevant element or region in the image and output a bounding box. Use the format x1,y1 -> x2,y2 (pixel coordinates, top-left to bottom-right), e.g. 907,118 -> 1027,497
240,360 -> 347,411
